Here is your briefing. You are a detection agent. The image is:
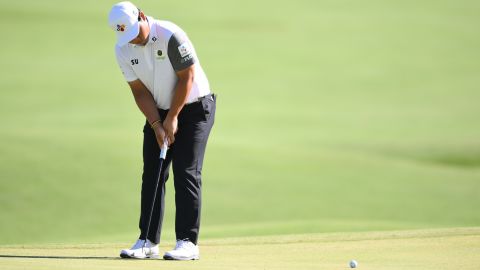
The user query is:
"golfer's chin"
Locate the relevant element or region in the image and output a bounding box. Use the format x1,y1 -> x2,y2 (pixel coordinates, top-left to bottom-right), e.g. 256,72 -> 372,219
129,36 -> 149,46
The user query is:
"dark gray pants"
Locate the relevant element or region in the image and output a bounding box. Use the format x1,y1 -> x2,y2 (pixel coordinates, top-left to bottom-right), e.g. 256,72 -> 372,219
139,94 -> 216,245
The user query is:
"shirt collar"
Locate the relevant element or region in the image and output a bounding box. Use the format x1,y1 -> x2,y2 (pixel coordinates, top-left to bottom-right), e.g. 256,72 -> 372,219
146,16 -> 158,45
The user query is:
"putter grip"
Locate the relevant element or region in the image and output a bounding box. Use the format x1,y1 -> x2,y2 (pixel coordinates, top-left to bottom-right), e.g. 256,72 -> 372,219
159,141 -> 168,159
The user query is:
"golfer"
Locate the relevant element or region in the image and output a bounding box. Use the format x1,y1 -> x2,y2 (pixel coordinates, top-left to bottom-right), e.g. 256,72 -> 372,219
108,1 -> 216,260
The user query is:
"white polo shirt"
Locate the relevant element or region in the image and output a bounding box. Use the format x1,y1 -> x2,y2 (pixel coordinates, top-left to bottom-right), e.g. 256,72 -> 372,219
115,17 -> 211,110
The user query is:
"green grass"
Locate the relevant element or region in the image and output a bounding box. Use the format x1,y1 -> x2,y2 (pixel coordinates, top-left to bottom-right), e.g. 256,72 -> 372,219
0,0 -> 479,254
1,228 -> 479,270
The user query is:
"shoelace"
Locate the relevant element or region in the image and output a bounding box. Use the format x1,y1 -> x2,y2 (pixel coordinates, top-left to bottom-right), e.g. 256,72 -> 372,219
133,239 -> 155,249
133,239 -> 145,249
175,239 -> 192,250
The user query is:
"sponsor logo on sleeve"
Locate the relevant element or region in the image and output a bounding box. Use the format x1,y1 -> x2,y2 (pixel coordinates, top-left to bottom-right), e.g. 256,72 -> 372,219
178,42 -> 192,58
180,54 -> 193,64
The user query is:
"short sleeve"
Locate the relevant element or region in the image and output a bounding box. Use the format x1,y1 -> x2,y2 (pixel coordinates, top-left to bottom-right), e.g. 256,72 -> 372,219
115,47 -> 138,82
167,32 -> 197,71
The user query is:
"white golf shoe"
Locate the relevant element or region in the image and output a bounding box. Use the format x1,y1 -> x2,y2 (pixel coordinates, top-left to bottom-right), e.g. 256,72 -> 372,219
120,239 -> 159,259
163,239 -> 200,260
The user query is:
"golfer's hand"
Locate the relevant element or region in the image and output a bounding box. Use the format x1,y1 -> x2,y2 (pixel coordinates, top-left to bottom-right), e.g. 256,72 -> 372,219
163,115 -> 178,145
153,125 -> 167,147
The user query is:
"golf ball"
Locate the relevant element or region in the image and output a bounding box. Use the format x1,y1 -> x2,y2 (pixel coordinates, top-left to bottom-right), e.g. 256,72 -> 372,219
349,260 -> 358,268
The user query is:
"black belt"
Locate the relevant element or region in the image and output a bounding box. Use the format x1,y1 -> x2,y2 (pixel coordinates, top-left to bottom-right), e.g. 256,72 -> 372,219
159,93 -> 214,113
187,93 -> 214,105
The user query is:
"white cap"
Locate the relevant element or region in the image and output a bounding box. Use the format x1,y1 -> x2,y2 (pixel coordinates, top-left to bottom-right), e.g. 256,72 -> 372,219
108,1 -> 140,46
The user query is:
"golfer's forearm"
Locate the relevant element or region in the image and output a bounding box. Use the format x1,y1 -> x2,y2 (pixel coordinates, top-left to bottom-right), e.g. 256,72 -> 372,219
168,79 -> 192,118
133,92 -> 161,124
128,80 -> 161,124
168,66 -> 194,118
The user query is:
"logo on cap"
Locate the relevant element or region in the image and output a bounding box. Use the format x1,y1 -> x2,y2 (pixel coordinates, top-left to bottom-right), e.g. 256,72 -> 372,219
116,24 -> 126,32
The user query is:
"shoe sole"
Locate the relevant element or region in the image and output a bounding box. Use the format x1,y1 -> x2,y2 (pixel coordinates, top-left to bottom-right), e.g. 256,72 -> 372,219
120,253 -> 160,259
163,254 -> 199,260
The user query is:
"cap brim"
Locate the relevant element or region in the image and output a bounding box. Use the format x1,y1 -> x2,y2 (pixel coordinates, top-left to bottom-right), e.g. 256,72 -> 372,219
116,21 -> 140,47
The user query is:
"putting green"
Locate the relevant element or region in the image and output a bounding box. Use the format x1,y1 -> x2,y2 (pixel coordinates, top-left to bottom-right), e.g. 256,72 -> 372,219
1,0 -> 479,247
1,227 -> 479,270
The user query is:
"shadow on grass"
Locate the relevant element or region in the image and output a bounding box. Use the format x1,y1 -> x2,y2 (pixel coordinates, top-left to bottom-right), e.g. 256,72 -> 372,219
0,255 -> 120,260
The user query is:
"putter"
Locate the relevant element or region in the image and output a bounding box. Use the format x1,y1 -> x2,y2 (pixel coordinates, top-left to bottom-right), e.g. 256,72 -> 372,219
142,139 -> 168,255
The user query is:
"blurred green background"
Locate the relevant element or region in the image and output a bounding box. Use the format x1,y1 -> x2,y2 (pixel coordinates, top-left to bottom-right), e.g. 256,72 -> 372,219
0,0 -> 479,245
